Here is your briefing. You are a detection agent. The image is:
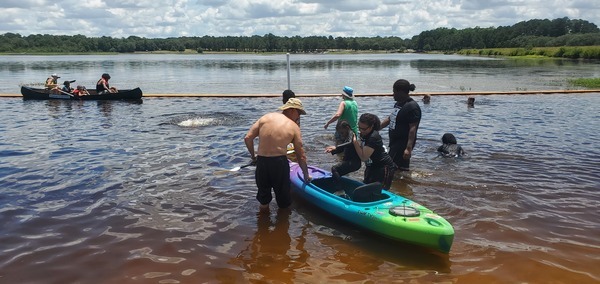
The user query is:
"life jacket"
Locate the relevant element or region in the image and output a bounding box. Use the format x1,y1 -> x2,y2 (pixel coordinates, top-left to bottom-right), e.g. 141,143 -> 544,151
96,78 -> 110,93
45,77 -> 58,89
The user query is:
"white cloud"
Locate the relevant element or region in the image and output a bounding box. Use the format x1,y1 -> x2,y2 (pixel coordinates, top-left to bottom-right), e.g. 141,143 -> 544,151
0,0 -> 599,38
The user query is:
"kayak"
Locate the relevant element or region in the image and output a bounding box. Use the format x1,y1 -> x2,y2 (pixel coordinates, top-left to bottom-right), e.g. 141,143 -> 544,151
21,86 -> 143,100
289,162 -> 455,253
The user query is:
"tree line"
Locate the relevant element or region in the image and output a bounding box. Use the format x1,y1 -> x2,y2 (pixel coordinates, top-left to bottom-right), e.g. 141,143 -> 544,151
1,17 -> 598,55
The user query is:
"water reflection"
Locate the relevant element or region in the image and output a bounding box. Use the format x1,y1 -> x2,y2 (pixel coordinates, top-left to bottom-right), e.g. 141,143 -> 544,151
231,209 -> 300,283
4,53 -> 600,94
290,199 -> 451,281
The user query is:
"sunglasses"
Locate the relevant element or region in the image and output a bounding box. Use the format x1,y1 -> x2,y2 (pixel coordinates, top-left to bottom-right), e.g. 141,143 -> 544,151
358,125 -> 371,131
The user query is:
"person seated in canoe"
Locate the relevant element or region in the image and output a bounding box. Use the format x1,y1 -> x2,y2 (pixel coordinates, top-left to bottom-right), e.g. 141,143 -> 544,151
45,73 -> 60,94
45,73 -> 60,89
96,73 -> 118,94
61,80 -> 74,94
352,113 -> 396,190
325,120 -> 361,180
437,133 -> 465,157
73,85 -> 89,97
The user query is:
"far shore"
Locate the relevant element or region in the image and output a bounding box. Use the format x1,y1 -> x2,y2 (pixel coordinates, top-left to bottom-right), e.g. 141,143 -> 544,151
2,46 -> 600,60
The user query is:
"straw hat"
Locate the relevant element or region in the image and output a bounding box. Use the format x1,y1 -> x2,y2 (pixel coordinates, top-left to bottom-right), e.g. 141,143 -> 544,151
278,98 -> 307,115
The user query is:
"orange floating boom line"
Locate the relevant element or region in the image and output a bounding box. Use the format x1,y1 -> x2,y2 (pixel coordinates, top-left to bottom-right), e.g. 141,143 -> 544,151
1,89 -> 599,98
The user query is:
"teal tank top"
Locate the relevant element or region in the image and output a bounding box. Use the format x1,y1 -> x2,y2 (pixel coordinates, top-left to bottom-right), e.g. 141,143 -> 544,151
339,99 -> 358,136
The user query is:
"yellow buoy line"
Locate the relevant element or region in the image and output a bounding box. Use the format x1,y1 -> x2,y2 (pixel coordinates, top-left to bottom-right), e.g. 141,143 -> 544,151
1,89 -> 599,98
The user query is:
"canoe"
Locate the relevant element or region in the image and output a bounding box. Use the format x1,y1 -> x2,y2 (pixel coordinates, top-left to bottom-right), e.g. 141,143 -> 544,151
20,86 -> 143,100
289,162 -> 455,253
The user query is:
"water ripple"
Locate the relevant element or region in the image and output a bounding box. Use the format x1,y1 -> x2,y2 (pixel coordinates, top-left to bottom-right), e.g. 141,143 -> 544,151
1,93 -> 599,283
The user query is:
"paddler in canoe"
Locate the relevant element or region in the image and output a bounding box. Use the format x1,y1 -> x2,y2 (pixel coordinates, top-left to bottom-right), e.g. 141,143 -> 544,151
45,73 -> 61,94
244,98 -> 311,213
96,73 -> 118,94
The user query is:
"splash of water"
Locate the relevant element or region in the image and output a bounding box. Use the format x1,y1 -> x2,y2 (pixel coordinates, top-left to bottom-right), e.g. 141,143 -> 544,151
178,117 -> 215,127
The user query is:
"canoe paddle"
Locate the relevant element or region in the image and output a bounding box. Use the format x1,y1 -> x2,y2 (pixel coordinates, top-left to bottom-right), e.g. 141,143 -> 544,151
229,162 -> 253,172
55,88 -> 75,97
213,162 -> 254,175
215,150 -> 295,175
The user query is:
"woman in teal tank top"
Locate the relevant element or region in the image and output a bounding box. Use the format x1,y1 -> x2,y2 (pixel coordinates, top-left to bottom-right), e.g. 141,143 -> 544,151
324,86 -> 359,145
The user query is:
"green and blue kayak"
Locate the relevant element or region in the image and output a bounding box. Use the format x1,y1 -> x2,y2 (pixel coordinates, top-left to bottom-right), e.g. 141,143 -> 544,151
289,161 -> 455,253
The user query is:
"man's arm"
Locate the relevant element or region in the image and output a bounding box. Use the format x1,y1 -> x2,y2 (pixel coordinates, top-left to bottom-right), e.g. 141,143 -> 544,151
403,122 -> 419,159
324,101 -> 345,129
244,120 -> 260,163
292,127 -> 311,182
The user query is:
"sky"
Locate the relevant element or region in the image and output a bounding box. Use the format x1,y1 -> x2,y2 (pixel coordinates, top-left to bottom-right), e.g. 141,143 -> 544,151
2,0 -> 599,39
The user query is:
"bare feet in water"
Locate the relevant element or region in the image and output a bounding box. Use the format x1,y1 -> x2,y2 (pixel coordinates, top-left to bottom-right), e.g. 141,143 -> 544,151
259,204 -> 270,213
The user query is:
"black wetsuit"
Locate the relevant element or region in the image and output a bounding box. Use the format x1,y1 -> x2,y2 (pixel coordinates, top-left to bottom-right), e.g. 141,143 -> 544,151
437,143 -> 465,157
330,140 -> 361,178
361,130 -> 396,190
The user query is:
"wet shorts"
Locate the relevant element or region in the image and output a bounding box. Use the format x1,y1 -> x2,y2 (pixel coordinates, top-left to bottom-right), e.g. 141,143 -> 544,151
389,144 -> 410,171
255,155 -> 291,208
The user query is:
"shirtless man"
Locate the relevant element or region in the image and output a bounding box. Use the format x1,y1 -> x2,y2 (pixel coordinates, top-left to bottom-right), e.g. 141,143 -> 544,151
244,98 -> 311,212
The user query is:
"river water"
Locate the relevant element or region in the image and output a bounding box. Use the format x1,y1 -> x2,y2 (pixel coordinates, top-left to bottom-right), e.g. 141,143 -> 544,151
0,54 -> 599,283
2,53 -> 600,94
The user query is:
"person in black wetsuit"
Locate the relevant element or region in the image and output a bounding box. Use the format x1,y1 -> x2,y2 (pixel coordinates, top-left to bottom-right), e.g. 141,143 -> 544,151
325,120 -> 361,180
352,113 -> 396,190
437,133 -> 465,157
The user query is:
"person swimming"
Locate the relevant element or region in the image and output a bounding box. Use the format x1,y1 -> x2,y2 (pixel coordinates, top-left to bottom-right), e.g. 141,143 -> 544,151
437,133 -> 465,157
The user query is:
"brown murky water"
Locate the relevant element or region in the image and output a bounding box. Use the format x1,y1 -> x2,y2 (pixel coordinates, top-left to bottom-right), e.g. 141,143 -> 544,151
1,94 -> 598,283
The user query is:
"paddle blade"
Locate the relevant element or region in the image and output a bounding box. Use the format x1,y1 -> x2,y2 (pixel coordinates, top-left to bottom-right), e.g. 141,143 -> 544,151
213,163 -> 252,175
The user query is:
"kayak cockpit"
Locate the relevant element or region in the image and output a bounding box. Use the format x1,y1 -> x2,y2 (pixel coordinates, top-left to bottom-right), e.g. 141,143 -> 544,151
310,177 -> 390,203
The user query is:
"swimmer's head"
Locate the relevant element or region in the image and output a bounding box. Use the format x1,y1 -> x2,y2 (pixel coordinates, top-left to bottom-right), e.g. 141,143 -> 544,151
442,133 -> 457,145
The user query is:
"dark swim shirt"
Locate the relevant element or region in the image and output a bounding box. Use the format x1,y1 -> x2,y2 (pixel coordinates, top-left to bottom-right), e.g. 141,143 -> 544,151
388,98 -> 422,149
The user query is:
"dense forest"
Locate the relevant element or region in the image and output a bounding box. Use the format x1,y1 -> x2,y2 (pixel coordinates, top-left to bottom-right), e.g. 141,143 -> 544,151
1,17 -> 599,58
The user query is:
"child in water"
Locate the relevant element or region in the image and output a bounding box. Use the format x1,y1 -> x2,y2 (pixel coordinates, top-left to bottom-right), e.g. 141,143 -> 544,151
325,120 -> 361,180
437,133 -> 465,157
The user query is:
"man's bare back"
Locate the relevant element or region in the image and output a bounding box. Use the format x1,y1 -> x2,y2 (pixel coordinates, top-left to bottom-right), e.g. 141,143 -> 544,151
245,112 -> 303,157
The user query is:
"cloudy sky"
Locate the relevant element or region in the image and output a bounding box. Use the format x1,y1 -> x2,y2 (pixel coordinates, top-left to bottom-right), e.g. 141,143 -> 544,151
2,0 -> 599,39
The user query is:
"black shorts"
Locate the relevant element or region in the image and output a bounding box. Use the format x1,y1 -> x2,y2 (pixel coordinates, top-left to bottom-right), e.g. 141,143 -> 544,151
389,144 -> 410,171
364,164 -> 396,190
255,155 -> 291,208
